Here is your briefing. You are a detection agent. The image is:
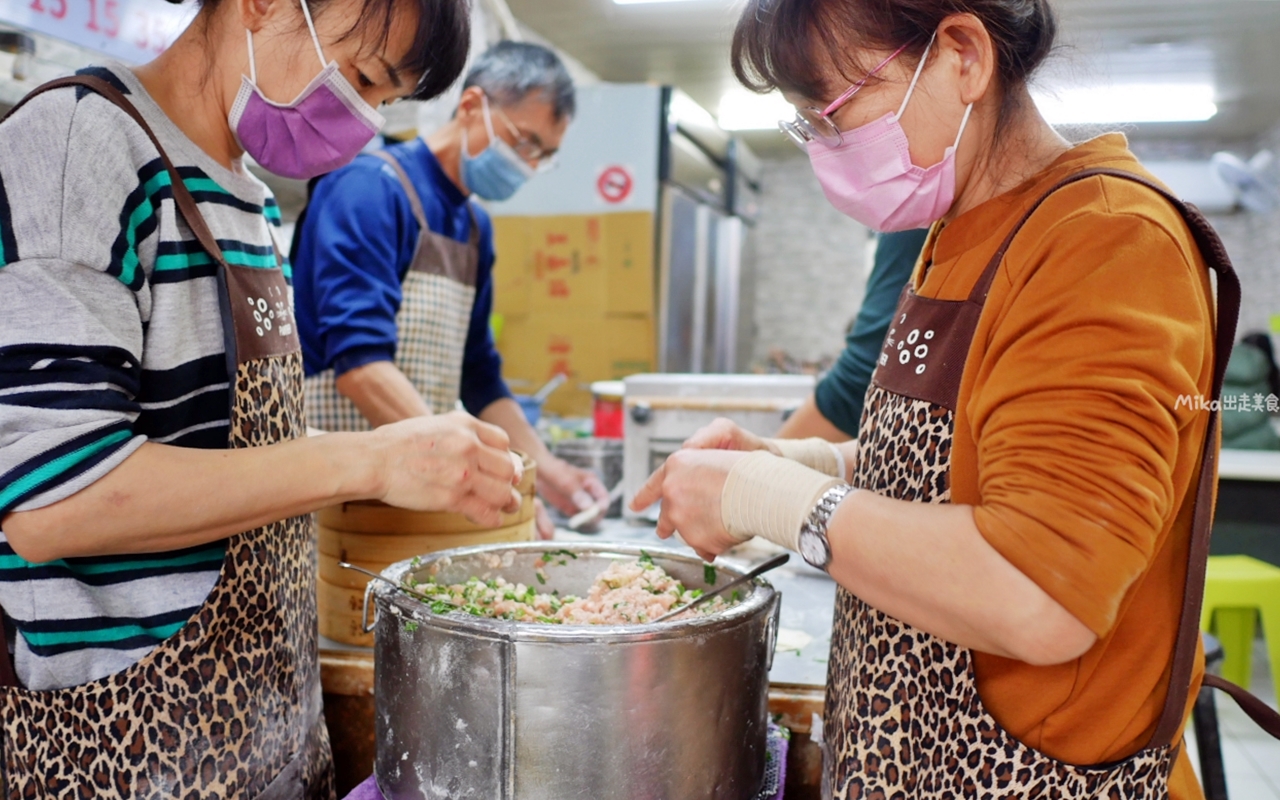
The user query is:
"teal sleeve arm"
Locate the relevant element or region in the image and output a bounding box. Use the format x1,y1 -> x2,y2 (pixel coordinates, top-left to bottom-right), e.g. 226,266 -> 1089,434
814,229 -> 928,438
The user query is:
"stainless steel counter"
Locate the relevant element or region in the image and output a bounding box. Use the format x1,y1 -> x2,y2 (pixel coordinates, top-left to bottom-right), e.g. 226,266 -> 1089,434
555,519 -> 835,687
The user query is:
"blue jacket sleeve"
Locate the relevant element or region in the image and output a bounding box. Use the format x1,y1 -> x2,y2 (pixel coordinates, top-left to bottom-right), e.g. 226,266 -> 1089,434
459,208 -> 512,415
296,159 -> 415,377
814,228 -> 929,437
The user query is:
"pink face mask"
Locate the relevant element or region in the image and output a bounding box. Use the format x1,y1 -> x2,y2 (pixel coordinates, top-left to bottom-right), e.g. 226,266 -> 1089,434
806,37 -> 973,233
228,0 -> 385,180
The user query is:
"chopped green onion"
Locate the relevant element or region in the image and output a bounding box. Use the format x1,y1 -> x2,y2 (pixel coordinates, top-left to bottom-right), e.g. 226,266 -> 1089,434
704,564 -> 717,585
403,620 -> 419,633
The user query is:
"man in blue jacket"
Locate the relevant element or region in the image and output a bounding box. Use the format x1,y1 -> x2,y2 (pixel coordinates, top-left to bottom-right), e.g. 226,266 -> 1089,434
293,42 -> 606,535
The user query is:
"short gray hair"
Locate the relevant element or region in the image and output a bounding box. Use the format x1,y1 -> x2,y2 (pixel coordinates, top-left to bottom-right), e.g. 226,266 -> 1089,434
462,41 -> 576,121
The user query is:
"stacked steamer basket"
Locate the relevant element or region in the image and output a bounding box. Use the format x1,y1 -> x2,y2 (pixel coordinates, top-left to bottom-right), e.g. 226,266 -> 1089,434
316,453 -> 537,647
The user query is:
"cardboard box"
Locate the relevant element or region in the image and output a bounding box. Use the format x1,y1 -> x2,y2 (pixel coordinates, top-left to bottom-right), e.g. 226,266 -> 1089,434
528,215 -> 604,313
491,216 -> 531,317
601,212 -> 654,315
498,313 -> 655,417
491,212 -> 655,318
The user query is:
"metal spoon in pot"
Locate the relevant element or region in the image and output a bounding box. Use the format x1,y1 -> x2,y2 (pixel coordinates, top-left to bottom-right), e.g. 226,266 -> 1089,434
653,552 -> 790,623
339,561 -> 466,612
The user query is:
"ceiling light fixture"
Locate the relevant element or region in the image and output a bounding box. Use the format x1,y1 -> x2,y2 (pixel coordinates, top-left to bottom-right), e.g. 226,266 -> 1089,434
1032,83 -> 1218,125
670,91 -> 718,131
717,90 -> 794,131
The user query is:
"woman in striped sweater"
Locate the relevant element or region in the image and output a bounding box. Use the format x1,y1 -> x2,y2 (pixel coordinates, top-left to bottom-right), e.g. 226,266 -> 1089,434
0,0 -> 503,795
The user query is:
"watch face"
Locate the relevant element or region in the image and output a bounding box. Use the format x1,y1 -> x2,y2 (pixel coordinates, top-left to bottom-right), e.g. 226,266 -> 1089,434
800,529 -> 829,569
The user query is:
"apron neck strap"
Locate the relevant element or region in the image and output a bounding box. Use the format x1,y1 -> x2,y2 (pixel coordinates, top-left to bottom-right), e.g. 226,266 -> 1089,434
373,149 -> 429,230
373,149 -> 483,248
3,76 -> 232,273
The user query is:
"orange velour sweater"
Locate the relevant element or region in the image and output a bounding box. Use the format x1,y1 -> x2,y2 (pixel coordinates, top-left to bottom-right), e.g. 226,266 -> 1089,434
920,134 -> 1215,798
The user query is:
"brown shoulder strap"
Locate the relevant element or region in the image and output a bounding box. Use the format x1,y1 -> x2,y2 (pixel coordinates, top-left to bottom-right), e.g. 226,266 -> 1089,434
1203,674 -> 1280,738
3,75 -> 232,272
965,165 -> 1261,746
965,169 -> 1149,303
1072,171 -> 1260,748
373,149 -> 430,230
372,149 -> 481,248
463,202 -> 481,247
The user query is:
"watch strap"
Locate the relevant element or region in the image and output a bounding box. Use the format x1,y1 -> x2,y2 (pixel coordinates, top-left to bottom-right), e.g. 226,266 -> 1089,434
801,485 -> 854,570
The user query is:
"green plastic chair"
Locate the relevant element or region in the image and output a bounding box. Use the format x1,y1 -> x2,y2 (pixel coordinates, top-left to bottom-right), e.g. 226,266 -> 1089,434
1199,555 -> 1280,690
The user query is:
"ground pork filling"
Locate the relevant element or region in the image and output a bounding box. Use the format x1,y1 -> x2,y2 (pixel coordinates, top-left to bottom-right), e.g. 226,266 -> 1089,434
404,553 -> 733,625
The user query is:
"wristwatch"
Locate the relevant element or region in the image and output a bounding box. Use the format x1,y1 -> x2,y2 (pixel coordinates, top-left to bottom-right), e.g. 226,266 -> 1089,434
798,485 -> 854,571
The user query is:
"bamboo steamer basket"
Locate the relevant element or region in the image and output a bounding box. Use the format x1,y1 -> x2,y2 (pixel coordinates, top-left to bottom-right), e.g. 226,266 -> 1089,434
316,453 -> 537,646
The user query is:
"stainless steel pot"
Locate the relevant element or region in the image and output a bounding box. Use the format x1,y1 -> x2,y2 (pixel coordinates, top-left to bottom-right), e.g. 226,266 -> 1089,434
552,437 -> 624,520
364,542 -> 781,800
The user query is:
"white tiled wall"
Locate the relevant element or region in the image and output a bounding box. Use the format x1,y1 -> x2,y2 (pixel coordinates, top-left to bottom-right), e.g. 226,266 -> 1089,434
744,156 -> 871,367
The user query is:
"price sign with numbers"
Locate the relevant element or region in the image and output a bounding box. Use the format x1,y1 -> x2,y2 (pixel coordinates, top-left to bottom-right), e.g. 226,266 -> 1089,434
0,0 -> 194,64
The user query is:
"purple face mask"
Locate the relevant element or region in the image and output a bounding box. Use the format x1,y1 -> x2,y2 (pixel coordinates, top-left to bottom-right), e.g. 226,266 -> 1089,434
228,0 -> 385,180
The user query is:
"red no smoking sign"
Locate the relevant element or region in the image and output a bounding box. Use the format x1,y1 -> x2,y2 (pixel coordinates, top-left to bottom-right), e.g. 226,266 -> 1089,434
597,166 -> 634,204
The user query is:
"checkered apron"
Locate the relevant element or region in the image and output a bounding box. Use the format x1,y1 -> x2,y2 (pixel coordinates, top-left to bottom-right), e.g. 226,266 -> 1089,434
305,151 -> 480,430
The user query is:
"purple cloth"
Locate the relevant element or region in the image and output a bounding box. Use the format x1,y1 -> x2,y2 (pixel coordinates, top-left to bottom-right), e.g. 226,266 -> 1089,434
759,721 -> 790,800
342,775 -> 382,800
340,723 -> 791,800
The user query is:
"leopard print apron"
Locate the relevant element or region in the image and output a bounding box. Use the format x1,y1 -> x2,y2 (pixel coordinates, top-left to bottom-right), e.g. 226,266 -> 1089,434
824,169 -> 1243,800
304,149 -> 480,429
0,77 -> 333,800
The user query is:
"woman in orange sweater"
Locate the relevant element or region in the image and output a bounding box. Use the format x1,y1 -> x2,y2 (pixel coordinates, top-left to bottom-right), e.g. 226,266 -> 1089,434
634,1 -> 1241,797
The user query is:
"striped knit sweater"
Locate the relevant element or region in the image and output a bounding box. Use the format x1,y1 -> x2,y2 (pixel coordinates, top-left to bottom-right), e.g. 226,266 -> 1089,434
0,65 -> 289,690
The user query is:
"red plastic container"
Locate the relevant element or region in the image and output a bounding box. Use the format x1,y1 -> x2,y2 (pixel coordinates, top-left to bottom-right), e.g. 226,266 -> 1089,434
591,381 -> 625,439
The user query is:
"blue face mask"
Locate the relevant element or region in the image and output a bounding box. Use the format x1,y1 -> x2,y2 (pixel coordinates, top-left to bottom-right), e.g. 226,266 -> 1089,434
460,95 -> 535,201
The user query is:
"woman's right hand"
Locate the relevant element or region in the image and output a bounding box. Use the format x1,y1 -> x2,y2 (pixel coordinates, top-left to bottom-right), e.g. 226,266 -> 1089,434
371,411 -> 522,528
681,417 -> 778,454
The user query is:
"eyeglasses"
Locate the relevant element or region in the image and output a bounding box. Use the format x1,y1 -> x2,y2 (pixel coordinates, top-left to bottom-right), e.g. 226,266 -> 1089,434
489,98 -> 558,172
778,43 -> 911,150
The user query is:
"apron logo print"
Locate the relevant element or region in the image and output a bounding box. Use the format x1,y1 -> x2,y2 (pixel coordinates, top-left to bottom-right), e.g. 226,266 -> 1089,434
883,323 -> 935,374
246,295 -> 292,338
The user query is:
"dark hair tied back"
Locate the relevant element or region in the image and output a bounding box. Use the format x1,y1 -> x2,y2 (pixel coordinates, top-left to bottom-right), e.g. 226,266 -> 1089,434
732,0 -> 1056,119
171,0 -> 469,102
